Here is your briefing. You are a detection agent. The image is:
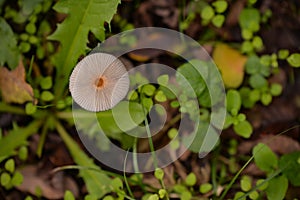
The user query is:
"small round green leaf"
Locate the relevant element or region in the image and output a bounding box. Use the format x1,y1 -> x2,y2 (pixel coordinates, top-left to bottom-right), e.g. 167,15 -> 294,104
18,146 -> 28,161
287,53 -> 300,67
201,6 -> 215,20
11,171 -> 23,186
249,74 -> 268,89
40,76 -> 52,90
240,175 -> 252,192
226,89 -> 241,114
154,168 -> 164,180
185,172 -> 197,186
233,120 -> 253,138
41,91 -> 54,102
256,179 -> 269,191
155,90 -> 167,102
212,14 -> 225,27
270,83 -> 282,96
25,23 -> 36,34
199,183 -> 212,193
261,92 -> 272,105
168,128 -> 178,139
142,84 -> 156,96
278,49 -> 289,60
25,102 -> 37,115
252,143 -> 278,172
5,158 -> 15,173
64,190 -> 75,200
1,172 -> 11,186
158,189 -> 166,198
157,74 -> 169,86
212,0 -> 228,13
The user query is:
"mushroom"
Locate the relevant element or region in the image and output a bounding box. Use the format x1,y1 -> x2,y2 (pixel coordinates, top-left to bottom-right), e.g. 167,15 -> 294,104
69,53 -> 129,112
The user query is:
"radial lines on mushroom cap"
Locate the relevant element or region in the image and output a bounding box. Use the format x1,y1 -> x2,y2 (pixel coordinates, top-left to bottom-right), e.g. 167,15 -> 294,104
69,53 -> 129,112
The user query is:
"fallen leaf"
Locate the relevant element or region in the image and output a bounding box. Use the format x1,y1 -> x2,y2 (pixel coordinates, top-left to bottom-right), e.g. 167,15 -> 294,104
0,60 -> 34,104
17,165 -> 78,199
213,43 -> 247,88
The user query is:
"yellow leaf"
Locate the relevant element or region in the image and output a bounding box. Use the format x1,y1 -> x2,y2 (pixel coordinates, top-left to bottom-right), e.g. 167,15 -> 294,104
0,60 -> 34,104
213,43 -> 247,88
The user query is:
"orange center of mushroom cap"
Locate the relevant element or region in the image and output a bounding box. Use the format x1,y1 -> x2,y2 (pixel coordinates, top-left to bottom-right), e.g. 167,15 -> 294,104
94,76 -> 106,89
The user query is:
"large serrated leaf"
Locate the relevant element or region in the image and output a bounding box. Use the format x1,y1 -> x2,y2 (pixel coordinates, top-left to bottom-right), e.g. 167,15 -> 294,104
48,0 -> 120,97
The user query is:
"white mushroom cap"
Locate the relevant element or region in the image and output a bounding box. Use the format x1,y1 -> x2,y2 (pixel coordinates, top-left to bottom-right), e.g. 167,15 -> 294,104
69,53 -> 129,112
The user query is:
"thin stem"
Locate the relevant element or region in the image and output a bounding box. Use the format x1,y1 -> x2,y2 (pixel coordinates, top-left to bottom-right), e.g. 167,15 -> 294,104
124,150 -> 134,198
143,108 -> 158,169
133,137 -> 140,172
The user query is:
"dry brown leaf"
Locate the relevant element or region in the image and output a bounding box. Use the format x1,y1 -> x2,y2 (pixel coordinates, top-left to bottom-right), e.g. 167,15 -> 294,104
213,43 -> 247,88
17,165 -> 78,199
0,60 -> 34,104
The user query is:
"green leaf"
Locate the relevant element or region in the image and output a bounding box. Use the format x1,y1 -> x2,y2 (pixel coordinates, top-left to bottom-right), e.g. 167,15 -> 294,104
48,0 -> 121,97
176,60 -> 207,98
287,53 -> 300,67
252,143 -> 278,172
154,90 -> 167,102
0,17 -> 20,69
181,191 -> 192,200
234,192 -> 246,200
261,92 -> 272,105
40,76 -> 53,90
245,55 -> 261,74
64,190 -> 75,200
5,158 -> 15,173
240,175 -> 252,192
239,8 -> 260,32
18,146 -> 28,161
154,168 -> 164,180
185,172 -> 197,186
249,191 -> 259,200
11,171 -> 23,186
279,151 -> 300,186
0,172 -> 11,186
266,175 -> 288,200
0,120 -> 41,158
249,74 -> 268,89
157,74 -> 169,86
278,49 -> 289,60
252,36 -> 263,50
199,183 -> 212,193
256,179 -> 268,191
111,177 -> 123,191
41,91 -> 54,101
242,29 -> 253,40
233,120 -> 252,138
25,102 -> 37,115
241,41 -> 254,53
201,5 -> 215,20
168,128 -> 178,139
158,189 -> 166,198
226,89 -> 241,114
212,0 -> 228,13
56,122 -> 112,199
142,84 -> 156,96
212,14 -> 225,28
